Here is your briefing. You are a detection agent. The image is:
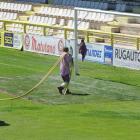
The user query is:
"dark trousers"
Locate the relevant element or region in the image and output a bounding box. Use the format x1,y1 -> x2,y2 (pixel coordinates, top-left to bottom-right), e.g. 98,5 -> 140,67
62,74 -> 70,83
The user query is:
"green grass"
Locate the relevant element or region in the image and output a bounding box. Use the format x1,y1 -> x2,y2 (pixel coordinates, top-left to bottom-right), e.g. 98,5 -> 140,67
1,47 -> 140,140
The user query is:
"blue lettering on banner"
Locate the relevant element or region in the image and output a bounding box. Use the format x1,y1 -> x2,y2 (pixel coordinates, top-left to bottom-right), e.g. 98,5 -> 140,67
104,45 -> 113,65
4,32 -> 13,47
86,49 -> 102,58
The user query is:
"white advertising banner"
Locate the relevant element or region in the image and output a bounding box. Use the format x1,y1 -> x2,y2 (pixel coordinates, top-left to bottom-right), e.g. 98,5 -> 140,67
113,47 -> 140,70
78,43 -> 104,63
23,34 -> 74,57
13,34 -> 22,49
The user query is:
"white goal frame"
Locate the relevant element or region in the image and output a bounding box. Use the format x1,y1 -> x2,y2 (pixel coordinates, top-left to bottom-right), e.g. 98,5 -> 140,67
74,7 -> 140,75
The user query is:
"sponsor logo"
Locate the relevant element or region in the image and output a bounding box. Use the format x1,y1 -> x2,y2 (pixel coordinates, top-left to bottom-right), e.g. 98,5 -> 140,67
58,39 -> 64,55
31,36 -> 55,53
4,32 -> 13,47
115,48 -> 140,62
24,34 -> 30,50
86,49 -> 102,58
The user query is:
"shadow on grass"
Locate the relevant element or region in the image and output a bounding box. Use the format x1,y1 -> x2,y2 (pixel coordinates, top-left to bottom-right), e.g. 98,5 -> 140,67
0,121 -> 10,126
67,93 -> 90,96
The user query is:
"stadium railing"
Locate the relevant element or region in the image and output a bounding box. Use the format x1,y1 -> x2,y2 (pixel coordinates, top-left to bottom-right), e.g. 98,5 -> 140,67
1,18 -> 140,50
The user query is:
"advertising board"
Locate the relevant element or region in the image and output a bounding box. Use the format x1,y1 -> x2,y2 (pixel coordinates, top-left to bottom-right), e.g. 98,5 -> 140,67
113,47 -> 140,70
4,32 -> 22,49
23,34 -> 74,57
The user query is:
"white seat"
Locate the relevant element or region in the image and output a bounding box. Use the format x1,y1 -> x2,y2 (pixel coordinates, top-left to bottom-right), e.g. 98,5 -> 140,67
44,17 -> 49,24
42,7 -> 48,15
47,17 -> 53,25
4,12 -> 11,20
32,26 -> 38,34
27,5 -> 32,11
20,4 -> 28,12
2,12 -> 7,19
16,4 -> 22,11
59,19 -> 65,26
67,31 -> 74,40
98,13 -> 106,22
49,8 -> 56,16
78,21 -> 85,29
54,30 -> 64,38
9,3 -> 14,11
69,10 -> 74,18
66,20 -> 73,28
9,13 -> 14,20
90,12 -> 96,21
61,9 -> 67,17
45,7 -> 52,16
18,24 -> 23,32
0,21 -> 3,29
84,22 -> 90,30
13,13 -> 17,20
0,2 -> 4,9
28,15 -> 34,23
35,16 -> 41,24
94,13 -> 101,21
32,16 -> 37,23
7,23 -> 15,31
51,18 -> 56,25
39,6 -> 45,15
0,12 -> 3,18
3,3 -> 10,10
36,27 -> 43,36
52,8 -> 59,17
1,2 -> 7,10
66,9 -> 71,17
57,9 -> 63,17
85,12 -> 92,20
40,17 -> 45,24
11,3 -> 17,11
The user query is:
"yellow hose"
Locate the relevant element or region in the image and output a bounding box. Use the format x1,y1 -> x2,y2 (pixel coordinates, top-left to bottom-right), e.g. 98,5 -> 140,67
0,52 -> 67,101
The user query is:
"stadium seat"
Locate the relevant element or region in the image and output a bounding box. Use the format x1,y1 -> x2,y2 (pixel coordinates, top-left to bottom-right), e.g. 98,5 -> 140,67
61,9 -> 67,18
62,0 -> 66,5
40,17 -> 45,24
74,0 -> 79,7
120,4 -> 126,12
85,1 -> 90,8
94,2 -> 99,9
102,3 -> 108,10
36,6 -> 45,15
89,2 -> 95,9
65,0 -> 70,6
51,8 -> 59,17
90,12 -> 96,21
94,13 -> 101,21
69,0 -> 74,6
57,9 -> 63,17
0,22 -> 3,29
59,18 -> 65,26
66,20 -> 73,28
81,1 -> 86,8
77,0 -> 82,7
98,2 -> 104,9
115,4 -> 121,11
98,13 -> 106,22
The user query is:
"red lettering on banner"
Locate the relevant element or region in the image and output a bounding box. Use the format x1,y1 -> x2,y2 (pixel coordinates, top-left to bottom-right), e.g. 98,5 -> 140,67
31,36 -> 56,54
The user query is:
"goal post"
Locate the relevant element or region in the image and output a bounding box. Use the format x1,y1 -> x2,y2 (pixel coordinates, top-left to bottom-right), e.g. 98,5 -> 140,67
74,7 -> 140,75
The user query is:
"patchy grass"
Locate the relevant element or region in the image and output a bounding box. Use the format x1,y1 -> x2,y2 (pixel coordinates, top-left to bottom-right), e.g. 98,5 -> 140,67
1,47 -> 140,140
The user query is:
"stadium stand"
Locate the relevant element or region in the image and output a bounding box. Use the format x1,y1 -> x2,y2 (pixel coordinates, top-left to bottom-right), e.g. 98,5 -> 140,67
0,0 -> 140,48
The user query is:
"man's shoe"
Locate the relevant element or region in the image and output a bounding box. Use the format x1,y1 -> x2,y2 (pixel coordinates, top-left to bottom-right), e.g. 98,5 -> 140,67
66,89 -> 71,94
57,86 -> 63,94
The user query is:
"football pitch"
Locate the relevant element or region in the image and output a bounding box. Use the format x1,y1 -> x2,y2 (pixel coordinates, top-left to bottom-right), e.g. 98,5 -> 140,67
1,47 -> 140,140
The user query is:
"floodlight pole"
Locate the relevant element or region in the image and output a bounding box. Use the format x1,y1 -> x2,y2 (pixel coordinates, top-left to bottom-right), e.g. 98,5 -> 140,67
74,9 -> 78,75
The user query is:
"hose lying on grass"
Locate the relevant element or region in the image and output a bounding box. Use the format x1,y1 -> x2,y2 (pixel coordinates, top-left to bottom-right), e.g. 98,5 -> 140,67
0,52 -> 72,101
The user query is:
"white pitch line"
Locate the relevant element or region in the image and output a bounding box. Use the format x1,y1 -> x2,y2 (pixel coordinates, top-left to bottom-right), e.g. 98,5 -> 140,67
0,63 -> 46,73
